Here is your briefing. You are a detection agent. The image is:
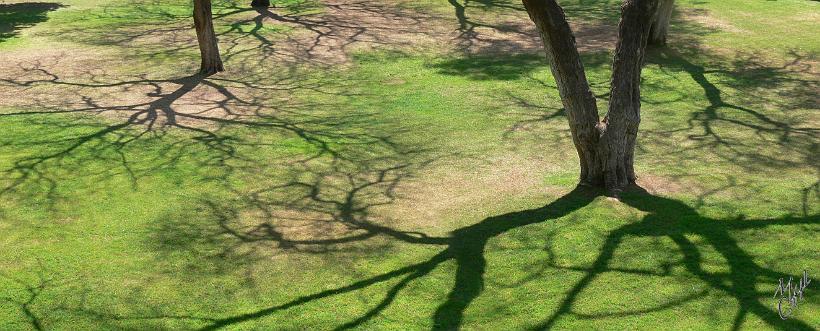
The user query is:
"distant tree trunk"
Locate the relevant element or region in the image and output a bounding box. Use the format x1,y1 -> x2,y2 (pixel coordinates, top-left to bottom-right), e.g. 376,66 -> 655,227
648,0 -> 674,45
193,0 -> 224,75
251,0 -> 270,7
523,0 -> 658,194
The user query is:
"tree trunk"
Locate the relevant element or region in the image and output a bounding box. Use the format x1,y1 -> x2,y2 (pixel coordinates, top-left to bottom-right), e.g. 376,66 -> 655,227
523,0 -> 658,194
599,0 -> 656,191
648,0 -> 674,45
193,0 -> 224,75
251,0 -> 270,7
521,0 -> 603,186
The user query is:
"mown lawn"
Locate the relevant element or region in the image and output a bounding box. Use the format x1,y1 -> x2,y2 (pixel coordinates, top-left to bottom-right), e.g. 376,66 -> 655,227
0,0 -> 817,330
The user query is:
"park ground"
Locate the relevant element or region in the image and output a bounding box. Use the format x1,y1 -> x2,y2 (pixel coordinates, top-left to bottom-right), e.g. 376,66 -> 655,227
0,0 -> 818,329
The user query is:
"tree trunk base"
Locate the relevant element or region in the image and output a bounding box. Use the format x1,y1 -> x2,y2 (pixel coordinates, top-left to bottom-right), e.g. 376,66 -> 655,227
578,178 -> 637,198
200,62 -> 224,76
579,177 -> 636,198
579,150 -> 638,197
194,0 -> 224,76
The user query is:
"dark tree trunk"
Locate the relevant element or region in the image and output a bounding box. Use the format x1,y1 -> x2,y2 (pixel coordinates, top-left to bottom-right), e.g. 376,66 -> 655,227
520,0 -> 602,185
648,0 -> 674,45
523,0 -> 658,194
600,0 -> 657,191
193,0 -> 224,75
251,0 -> 270,7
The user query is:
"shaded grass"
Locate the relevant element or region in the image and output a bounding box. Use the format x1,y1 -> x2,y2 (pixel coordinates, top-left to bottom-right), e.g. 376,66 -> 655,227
0,2 -> 64,46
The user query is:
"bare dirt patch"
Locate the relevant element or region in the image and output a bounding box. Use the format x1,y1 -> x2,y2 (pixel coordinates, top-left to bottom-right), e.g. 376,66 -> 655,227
383,154 -> 565,231
635,174 -> 690,196
240,0 -> 545,64
0,0 -> 624,126
680,8 -> 745,34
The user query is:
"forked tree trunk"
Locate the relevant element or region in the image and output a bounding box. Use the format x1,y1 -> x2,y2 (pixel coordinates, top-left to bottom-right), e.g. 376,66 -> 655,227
193,0 -> 224,75
648,0 -> 674,45
523,0 -> 658,194
251,0 -> 270,7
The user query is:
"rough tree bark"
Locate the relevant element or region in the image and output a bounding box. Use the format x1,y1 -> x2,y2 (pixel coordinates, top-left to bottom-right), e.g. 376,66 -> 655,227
648,0 -> 674,45
522,0 -> 658,194
251,0 -> 270,7
193,0 -> 224,75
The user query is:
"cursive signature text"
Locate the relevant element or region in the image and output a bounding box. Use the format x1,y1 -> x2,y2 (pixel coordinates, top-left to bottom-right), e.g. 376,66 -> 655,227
773,270 -> 811,319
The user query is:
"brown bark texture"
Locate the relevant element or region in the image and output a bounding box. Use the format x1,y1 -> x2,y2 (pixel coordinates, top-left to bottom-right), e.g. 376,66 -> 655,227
522,0 -> 658,193
193,0 -> 224,75
649,0 -> 674,45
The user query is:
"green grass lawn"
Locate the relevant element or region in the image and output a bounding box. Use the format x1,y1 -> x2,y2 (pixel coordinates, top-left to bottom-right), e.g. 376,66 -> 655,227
0,0 -> 818,330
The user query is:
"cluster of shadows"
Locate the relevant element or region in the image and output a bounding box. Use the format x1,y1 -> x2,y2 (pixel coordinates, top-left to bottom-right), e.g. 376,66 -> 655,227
217,1 -> 442,66
49,0 -> 545,67
442,0 -> 626,54
86,183 -> 818,330
0,0 -> 817,330
0,62 -> 409,208
444,0 -> 533,52
0,2 -> 64,43
52,0 -> 436,67
648,47 -> 818,171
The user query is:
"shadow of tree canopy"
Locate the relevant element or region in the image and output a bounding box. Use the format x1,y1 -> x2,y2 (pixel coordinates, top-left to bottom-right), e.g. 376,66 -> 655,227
83,184 -> 817,330
29,0 -> 630,78
432,51 -> 611,81
643,46 -> 818,175
0,59 -> 425,212
0,0 -> 817,330
0,2 -> 64,43
432,53 -> 545,80
534,186 -> 818,331
36,0 -> 541,70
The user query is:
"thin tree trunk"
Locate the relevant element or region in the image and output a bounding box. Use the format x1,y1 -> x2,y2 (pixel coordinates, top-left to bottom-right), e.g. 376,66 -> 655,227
523,0 -> 658,194
648,0 -> 674,45
251,0 -> 270,7
193,0 -> 224,75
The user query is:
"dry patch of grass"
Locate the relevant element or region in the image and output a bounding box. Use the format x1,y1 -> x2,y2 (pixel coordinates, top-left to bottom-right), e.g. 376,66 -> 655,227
681,8 -> 746,34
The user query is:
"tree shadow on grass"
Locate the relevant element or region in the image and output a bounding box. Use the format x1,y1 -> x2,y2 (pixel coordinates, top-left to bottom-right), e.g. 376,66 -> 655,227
0,2 -> 64,43
641,46 -> 819,197
0,270 -> 52,330
534,186 -> 818,330
176,186 -> 597,330
0,73 -> 212,206
0,59 -> 408,213
431,51 -> 610,82
646,47 -> 818,166
39,0 -> 457,68
1,1 -> 817,329
19,31 -> 812,331
442,0 -> 627,54
101,182 -> 816,330
432,53 -> 545,81
444,0 -> 535,53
